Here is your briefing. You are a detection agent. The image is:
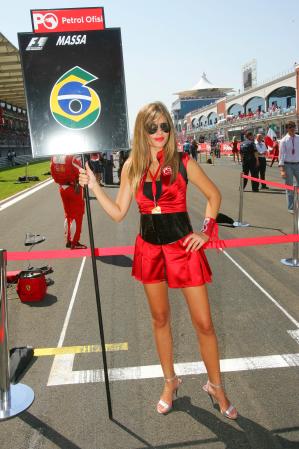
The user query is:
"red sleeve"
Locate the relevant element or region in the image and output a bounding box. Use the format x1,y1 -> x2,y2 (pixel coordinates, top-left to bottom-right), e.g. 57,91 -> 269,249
180,151 -> 190,169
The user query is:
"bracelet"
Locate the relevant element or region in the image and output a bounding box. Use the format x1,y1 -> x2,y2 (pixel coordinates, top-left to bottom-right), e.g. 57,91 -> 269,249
201,217 -> 216,238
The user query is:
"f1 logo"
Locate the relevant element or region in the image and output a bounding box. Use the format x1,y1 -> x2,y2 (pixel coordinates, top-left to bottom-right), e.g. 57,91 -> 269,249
26,37 -> 48,51
32,12 -> 58,31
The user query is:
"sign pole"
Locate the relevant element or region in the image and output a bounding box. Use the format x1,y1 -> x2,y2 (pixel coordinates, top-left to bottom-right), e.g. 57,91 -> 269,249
81,155 -> 113,419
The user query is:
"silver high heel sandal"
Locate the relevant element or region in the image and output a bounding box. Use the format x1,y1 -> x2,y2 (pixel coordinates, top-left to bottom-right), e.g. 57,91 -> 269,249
203,380 -> 238,420
156,374 -> 182,415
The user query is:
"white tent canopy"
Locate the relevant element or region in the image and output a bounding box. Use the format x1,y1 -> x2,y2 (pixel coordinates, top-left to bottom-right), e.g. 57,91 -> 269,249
174,73 -> 233,99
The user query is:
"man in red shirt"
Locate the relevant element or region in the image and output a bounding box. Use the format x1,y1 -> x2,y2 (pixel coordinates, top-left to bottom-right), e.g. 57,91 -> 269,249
51,155 -> 87,249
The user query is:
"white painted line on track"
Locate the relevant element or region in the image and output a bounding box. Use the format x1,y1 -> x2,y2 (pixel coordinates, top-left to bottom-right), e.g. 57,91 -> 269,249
222,249 -> 299,329
47,257 -> 86,385
57,257 -> 86,348
47,352 -> 299,386
0,178 -> 53,211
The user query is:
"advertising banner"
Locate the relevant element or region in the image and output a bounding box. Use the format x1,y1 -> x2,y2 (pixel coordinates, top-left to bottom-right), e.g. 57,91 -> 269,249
31,8 -> 105,33
18,29 -> 129,157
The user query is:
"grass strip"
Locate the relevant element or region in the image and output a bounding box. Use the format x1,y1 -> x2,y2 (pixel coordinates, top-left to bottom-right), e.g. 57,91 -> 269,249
0,160 -> 51,201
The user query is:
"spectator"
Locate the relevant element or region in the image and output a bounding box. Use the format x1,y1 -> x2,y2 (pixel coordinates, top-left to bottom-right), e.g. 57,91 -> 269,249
89,152 -> 103,186
215,140 -> 221,158
269,137 -> 279,167
240,131 -> 259,192
104,154 -> 115,185
183,139 -> 190,154
7,150 -> 16,166
118,150 -> 129,183
279,121 -> 299,213
255,134 -> 269,189
231,136 -> 240,163
190,139 -> 198,161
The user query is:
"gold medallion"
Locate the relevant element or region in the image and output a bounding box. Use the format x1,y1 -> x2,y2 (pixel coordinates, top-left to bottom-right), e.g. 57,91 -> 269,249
151,205 -> 161,214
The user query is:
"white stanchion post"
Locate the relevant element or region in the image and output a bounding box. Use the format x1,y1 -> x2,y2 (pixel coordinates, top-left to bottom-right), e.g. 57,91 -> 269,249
233,173 -> 250,227
0,249 -> 34,420
281,185 -> 299,267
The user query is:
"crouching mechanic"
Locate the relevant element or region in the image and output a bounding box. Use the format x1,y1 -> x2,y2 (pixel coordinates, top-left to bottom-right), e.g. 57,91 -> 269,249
51,154 -> 87,249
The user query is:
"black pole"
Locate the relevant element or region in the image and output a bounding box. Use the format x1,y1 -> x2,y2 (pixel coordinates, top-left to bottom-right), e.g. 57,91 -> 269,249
81,154 -> 113,419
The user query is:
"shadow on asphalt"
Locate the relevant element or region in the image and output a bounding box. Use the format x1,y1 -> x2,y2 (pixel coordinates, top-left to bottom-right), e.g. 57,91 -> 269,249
113,396 -> 298,449
96,255 -> 132,267
244,189 -> 285,195
138,396 -> 298,449
19,412 -> 82,449
17,400 -> 298,449
22,294 -> 58,307
245,225 -> 287,235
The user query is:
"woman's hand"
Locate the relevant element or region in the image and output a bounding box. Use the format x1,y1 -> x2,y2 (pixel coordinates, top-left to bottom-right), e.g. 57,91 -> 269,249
79,162 -> 97,190
183,232 -> 209,252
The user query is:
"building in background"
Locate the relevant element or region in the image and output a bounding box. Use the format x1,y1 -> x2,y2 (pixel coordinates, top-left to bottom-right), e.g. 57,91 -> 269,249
171,73 -> 233,146
181,65 -> 299,144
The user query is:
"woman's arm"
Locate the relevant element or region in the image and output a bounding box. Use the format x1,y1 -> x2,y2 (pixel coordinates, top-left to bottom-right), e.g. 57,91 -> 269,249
79,159 -> 133,222
186,158 -> 221,218
182,158 -> 221,252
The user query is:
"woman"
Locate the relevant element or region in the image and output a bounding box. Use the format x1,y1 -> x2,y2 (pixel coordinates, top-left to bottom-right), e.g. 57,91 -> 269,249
79,102 -> 237,419
231,136 -> 240,163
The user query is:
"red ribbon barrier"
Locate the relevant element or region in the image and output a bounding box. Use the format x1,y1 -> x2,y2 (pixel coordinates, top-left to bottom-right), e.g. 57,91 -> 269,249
6,235 -> 299,261
242,174 -> 295,192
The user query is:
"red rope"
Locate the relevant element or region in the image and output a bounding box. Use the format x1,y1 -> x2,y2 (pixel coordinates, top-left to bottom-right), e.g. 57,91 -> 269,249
241,174 -> 296,191
6,235 -> 299,261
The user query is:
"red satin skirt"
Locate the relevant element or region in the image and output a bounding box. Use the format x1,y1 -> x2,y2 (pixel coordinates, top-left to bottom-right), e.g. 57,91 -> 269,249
132,234 -> 212,288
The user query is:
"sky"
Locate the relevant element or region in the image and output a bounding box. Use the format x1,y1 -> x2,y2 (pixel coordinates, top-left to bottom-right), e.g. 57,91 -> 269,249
1,0 -> 299,132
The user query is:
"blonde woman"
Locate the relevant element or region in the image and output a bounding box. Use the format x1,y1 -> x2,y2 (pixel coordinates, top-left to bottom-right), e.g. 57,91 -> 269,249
79,102 -> 237,419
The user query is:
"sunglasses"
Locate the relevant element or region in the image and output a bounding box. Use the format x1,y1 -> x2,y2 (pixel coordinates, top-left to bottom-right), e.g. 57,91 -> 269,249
146,122 -> 171,135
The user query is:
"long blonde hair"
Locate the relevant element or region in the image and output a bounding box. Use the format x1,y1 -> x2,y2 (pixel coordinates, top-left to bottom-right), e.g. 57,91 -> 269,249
127,101 -> 179,193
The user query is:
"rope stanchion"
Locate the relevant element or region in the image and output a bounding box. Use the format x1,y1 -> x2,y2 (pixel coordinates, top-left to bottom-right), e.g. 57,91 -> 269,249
0,249 -> 34,420
233,172 -> 250,228
281,185 -> 299,267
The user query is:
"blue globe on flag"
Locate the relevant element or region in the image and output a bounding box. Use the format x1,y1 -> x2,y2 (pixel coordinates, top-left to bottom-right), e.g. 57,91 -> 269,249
57,81 -> 91,116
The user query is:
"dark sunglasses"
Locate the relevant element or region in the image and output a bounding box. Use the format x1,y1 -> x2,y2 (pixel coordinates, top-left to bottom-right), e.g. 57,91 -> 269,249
146,122 -> 170,134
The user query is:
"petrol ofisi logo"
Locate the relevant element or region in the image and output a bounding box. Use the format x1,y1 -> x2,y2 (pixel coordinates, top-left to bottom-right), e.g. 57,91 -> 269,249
33,12 -> 59,31
49,66 -> 101,129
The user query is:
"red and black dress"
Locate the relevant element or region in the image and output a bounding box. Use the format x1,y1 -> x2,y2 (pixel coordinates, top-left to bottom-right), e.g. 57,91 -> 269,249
132,151 -> 212,288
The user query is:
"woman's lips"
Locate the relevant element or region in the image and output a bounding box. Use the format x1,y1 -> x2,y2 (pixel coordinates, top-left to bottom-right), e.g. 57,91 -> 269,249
154,137 -> 164,142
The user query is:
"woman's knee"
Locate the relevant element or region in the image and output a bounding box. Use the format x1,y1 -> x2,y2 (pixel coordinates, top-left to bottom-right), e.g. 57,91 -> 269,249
152,312 -> 170,329
193,318 -> 215,336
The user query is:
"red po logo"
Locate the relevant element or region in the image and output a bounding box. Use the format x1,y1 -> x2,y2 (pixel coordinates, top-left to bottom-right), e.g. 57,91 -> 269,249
162,166 -> 172,176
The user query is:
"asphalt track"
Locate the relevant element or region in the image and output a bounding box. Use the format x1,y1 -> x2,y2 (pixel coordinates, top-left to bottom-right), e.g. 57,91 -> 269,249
1,157 -> 299,449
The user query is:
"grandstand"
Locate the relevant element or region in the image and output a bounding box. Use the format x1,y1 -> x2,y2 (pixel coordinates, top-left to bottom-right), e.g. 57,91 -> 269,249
0,33 -> 33,169
175,65 -> 299,143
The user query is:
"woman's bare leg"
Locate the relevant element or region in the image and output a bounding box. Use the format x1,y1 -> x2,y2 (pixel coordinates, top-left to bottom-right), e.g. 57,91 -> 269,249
143,282 -> 180,409
182,284 -> 234,413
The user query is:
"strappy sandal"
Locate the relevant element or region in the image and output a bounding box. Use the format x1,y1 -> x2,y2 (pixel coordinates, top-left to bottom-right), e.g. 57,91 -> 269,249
203,380 -> 238,420
156,374 -> 182,415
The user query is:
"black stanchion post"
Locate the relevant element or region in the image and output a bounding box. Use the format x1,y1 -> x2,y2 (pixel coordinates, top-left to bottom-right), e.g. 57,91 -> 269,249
25,162 -> 29,181
81,155 -> 113,419
281,185 -> 299,267
0,249 -> 34,420
233,172 -> 250,227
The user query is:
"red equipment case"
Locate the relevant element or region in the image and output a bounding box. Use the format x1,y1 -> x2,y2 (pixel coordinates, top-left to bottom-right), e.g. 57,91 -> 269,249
16,270 -> 47,303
